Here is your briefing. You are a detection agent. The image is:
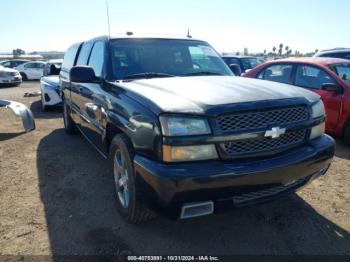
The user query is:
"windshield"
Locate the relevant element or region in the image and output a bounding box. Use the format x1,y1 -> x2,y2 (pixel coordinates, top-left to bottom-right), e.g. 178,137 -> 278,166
329,63 -> 350,85
110,39 -> 233,80
240,57 -> 262,71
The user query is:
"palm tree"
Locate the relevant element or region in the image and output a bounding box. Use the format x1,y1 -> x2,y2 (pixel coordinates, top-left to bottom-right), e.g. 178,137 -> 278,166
272,46 -> 276,54
285,46 -> 289,54
278,43 -> 284,56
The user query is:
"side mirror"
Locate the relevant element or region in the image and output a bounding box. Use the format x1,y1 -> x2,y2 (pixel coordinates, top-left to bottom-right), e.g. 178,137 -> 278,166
322,83 -> 342,93
70,66 -> 98,83
229,64 -> 242,76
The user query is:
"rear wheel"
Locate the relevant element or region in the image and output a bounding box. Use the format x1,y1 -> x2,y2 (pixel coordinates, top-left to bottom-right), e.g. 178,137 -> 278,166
20,72 -> 27,81
62,96 -> 79,135
344,123 -> 350,146
109,134 -> 157,223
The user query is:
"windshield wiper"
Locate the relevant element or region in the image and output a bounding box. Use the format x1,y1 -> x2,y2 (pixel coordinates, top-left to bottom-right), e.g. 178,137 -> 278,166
183,71 -> 224,76
122,72 -> 176,81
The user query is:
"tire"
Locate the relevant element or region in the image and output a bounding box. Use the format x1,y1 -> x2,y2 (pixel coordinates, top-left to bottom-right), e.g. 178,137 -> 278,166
109,134 -> 157,223
344,123 -> 350,146
20,73 -> 27,81
62,96 -> 79,135
41,92 -> 47,111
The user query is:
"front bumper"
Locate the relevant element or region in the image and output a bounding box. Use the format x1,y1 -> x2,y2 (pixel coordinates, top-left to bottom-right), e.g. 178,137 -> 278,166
0,76 -> 22,85
0,99 -> 35,132
41,86 -> 62,106
134,135 -> 335,218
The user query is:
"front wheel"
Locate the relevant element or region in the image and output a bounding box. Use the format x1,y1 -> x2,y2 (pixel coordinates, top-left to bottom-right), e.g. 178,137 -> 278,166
109,134 -> 157,223
20,73 -> 27,81
62,97 -> 79,135
41,92 -> 47,111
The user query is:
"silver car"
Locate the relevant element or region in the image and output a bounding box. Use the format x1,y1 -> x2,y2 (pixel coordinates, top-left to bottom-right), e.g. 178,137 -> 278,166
0,65 -> 22,87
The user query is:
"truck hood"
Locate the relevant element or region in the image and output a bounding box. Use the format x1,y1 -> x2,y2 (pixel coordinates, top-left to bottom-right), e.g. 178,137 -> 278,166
41,75 -> 59,86
113,76 -> 320,113
0,66 -> 18,73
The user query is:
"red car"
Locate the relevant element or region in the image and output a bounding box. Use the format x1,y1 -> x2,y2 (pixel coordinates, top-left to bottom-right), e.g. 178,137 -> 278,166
243,57 -> 350,145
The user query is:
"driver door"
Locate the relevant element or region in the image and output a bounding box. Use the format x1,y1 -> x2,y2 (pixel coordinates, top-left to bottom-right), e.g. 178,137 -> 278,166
293,64 -> 342,131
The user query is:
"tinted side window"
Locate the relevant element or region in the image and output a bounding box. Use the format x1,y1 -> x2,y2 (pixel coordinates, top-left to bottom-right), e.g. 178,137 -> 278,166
295,65 -> 336,89
36,63 -> 45,69
3,61 -> 11,67
76,42 -> 93,65
88,41 -> 105,77
321,52 -> 350,60
24,63 -> 35,69
258,64 -> 293,84
62,44 -> 80,71
223,58 -> 240,66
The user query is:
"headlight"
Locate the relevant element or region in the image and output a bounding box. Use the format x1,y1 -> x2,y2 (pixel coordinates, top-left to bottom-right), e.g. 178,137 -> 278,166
310,122 -> 325,140
312,100 -> 325,119
160,116 -> 211,136
163,145 -> 218,162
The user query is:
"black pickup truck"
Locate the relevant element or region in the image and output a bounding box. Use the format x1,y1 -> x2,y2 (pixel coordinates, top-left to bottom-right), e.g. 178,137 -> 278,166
60,35 -> 335,223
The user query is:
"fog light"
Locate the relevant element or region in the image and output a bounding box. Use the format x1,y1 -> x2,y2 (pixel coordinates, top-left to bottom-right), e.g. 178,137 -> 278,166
310,122 -> 325,140
163,144 -> 218,162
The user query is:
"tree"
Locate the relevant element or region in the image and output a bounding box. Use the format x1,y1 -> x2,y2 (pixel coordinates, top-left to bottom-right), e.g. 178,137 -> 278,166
12,48 -> 25,57
263,49 -> 267,55
243,47 -> 249,56
285,46 -> 289,55
278,43 -> 284,56
315,49 -> 319,54
272,46 -> 277,54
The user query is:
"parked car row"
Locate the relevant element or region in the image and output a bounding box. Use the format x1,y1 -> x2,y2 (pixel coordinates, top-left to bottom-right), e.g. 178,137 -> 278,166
0,59 -> 63,87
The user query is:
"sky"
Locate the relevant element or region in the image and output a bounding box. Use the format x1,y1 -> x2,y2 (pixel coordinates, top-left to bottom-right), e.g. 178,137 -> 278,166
0,0 -> 349,54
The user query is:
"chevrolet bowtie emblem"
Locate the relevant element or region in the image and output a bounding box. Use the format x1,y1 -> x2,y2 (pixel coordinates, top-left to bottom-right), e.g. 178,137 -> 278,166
265,127 -> 286,139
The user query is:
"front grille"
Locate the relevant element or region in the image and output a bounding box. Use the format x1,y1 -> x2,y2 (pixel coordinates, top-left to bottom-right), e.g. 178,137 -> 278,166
233,177 -> 307,206
217,105 -> 309,133
222,129 -> 307,156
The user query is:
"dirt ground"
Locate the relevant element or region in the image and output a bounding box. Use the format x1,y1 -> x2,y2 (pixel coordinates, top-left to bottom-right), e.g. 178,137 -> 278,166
0,82 -> 349,256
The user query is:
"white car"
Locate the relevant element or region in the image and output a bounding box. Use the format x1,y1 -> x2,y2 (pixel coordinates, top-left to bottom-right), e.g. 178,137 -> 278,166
15,61 -> 46,80
40,76 -> 61,111
0,65 -> 22,86
40,60 -> 62,111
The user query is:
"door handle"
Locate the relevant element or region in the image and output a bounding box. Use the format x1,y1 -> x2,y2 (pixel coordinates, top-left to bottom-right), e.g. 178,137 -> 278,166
86,103 -> 98,112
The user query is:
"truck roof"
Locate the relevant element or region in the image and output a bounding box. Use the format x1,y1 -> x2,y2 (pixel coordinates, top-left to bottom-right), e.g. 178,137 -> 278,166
272,57 -> 350,66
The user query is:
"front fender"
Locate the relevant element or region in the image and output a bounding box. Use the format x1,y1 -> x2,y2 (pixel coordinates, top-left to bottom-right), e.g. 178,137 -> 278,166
0,99 -> 35,132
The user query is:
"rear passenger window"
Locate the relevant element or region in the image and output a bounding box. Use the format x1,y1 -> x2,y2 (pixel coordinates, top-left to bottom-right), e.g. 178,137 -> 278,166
24,63 -> 35,68
62,44 -> 80,71
258,64 -> 293,84
76,42 -> 93,65
88,42 -> 105,77
295,65 -> 336,89
322,52 -> 350,60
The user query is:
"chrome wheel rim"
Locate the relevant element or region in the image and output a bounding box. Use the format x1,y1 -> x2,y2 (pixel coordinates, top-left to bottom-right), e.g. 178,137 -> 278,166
113,149 -> 130,208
